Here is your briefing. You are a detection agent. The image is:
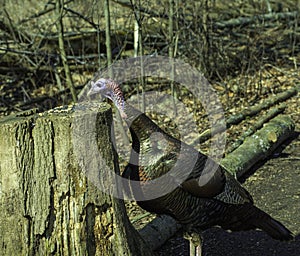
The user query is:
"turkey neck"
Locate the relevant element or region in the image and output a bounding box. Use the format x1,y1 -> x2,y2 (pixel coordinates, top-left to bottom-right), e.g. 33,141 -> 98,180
120,101 -> 169,182
120,102 -> 171,172
121,102 -> 165,142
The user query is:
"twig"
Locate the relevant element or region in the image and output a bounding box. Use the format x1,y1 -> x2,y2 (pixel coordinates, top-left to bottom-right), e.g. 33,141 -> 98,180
131,212 -> 152,224
112,0 -> 168,19
18,0 -> 74,24
63,7 -> 99,29
56,0 -> 77,102
215,11 -> 299,29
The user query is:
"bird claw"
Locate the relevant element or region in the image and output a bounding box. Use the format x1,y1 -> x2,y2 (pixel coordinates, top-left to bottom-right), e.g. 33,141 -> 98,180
183,232 -> 202,246
183,232 -> 202,256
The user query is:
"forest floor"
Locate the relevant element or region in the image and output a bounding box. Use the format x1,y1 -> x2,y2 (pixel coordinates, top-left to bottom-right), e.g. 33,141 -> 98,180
1,61 -> 299,256
0,0 -> 299,255
1,64 -> 299,256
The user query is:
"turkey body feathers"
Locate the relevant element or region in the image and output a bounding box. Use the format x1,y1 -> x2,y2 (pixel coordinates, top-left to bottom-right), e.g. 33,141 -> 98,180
88,78 -> 294,242
129,105 -> 294,240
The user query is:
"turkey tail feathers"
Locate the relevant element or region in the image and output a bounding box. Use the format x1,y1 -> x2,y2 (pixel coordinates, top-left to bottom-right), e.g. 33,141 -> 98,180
221,204 -> 294,241
252,206 -> 294,241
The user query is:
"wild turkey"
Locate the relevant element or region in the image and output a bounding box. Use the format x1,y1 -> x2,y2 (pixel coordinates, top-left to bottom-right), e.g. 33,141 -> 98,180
87,78 -> 293,255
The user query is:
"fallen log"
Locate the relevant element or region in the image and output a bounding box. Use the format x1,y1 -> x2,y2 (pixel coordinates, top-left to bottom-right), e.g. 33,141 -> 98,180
227,103 -> 286,153
221,114 -> 295,177
193,87 -> 297,145
139,114 -> 295,251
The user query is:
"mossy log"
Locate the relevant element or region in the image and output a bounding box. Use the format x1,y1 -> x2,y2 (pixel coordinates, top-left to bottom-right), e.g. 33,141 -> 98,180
227,103 -> 287,153
0,103 -> 151,256
221,115 -> 295,177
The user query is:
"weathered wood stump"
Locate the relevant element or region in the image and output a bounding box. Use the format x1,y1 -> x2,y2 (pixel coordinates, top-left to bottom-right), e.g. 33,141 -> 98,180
0,103 -> 151,256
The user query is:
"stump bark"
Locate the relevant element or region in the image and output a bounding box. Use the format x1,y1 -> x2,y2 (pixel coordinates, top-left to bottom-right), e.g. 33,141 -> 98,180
0,103 -> 151,256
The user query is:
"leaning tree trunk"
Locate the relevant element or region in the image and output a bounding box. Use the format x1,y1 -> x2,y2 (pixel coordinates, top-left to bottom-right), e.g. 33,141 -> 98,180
0,103 -> 152,256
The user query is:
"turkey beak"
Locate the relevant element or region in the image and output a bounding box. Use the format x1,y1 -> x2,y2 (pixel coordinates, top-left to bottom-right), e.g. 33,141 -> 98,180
87,86 -> 97,97
87,89 -> 92,97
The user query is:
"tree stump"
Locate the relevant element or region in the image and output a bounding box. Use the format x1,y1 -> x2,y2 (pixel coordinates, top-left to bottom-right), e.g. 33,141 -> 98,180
0,103 -> 151,256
